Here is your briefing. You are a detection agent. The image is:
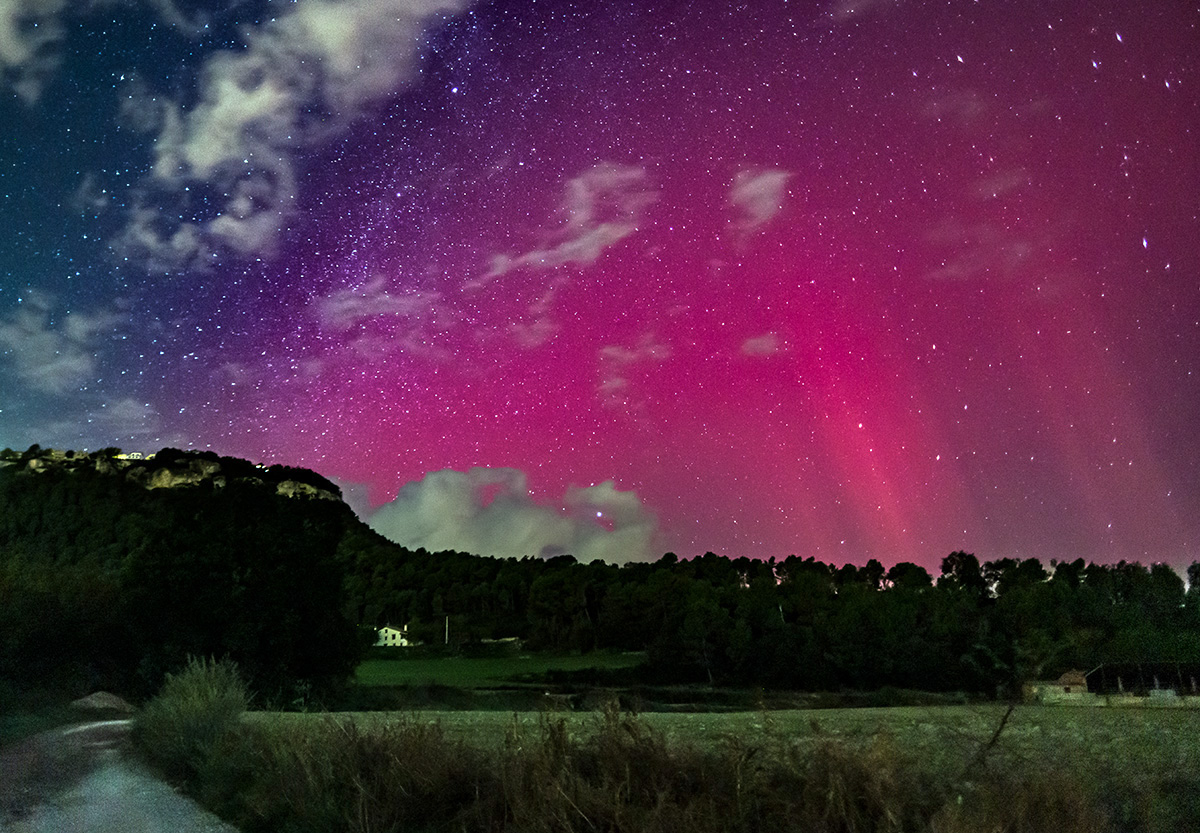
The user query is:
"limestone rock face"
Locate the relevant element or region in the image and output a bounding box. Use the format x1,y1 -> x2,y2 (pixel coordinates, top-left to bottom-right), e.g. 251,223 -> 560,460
188,459 -> 222,478
146,467 -> 206,489
8,448 -> 342,506
134,458 -> 224,489
276,480 -> 338,501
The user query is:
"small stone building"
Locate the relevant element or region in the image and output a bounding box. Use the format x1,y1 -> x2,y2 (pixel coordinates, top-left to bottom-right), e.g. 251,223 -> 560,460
1024,669 -> 1089,703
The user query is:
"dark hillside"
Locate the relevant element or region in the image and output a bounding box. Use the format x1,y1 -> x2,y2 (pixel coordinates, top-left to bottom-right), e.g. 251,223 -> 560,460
0,447 -> 360,703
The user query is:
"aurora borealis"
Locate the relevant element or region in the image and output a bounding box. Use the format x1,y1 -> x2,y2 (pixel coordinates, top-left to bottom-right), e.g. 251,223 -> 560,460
1,0 -> 1197,569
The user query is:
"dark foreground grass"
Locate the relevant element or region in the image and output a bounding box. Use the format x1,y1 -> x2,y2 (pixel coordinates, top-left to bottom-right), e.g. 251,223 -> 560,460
135,661 -> 1197,833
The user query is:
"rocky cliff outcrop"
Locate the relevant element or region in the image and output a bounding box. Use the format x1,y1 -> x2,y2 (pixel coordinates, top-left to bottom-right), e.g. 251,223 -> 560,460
276,480 -> 339,501
4,447 -> 341,505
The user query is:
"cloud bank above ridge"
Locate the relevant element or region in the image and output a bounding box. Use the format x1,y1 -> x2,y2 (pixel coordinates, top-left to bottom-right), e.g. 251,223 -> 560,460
368,468 -> 657,564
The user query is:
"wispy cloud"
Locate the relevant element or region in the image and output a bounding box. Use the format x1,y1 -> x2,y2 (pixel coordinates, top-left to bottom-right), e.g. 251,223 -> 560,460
741,331 -> 785,357
313,274 -> 460,361
971,168 -> 1030,201
729,169 -> 790,236
597,333 -> 671,409
921,88 -> 988,126
509,286 -> 561,348
923,217 -> 1034,282
0,0 -> 210,105
824,0 -> 901,23
316,275 -> 451,330
369,468 -> 657,564
0,0 -> 68,103
0,293 -> 123,394
83,396 -> 161,438
483,163 -> 657,281
116,0 -> 471,269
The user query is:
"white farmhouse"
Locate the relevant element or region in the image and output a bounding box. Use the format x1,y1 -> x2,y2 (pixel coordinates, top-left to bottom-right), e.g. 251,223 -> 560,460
375,625 -> 411,647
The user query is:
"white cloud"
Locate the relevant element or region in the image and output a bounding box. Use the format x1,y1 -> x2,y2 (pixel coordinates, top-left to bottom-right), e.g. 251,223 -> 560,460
508,285 -> 561,348
921,89 -> 987,126
923,218 -> 1033,281
741,331 -> 784,357
34,397 -> 163,451
824,0 -> 901,22
316,274 -> 450,330
0,293 -> 122,394
971,168 -> 1030,201
597,333 -> 671,409
135,0 -> 203,34
369,468 -> 657,564
117,0 -> 471,269
0,0 -> 68,103
0,0 -> 209,104
329,476 -> 373,519
729,169 -> 790,235
484,163 -> 657,280
87,396 -> 161,436
313,274 -> 460,361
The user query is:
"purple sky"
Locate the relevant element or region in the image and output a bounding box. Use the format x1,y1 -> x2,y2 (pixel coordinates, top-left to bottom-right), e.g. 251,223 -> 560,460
1,0 -> 1197,570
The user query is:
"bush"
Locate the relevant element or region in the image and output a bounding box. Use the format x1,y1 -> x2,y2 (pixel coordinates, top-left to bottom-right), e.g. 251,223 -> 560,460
133,656 -> 249,785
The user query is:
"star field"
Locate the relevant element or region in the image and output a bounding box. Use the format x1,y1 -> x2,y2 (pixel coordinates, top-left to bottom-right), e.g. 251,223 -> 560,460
1,0 -> 1197,568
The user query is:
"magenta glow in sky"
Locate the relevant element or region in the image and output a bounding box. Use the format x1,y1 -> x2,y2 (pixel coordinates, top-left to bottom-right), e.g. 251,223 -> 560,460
0,0 -> 1197,570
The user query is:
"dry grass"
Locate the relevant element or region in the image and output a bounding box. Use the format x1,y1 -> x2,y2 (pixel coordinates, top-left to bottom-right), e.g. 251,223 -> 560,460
139,666 -> 1200,833
144,704 -> 1122,833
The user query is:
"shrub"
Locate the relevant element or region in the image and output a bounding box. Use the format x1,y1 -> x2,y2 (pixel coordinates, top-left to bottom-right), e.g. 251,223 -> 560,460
133,656 -> 249,785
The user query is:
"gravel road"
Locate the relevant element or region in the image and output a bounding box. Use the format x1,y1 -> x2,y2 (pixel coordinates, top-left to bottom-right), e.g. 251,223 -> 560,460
0,720 -> 238,833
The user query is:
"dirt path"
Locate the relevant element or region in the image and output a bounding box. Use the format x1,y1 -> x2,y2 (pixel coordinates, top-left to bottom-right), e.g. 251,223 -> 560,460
0,721 -> 238,832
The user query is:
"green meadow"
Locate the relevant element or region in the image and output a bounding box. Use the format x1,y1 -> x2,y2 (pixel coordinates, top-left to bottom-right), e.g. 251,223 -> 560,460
137,659 -> 1200,832
353,651 -> 646,688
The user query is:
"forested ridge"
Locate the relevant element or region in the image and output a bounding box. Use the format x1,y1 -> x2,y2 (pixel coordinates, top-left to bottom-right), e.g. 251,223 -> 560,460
0,445 -> 358,702
3,444 -> 1200,703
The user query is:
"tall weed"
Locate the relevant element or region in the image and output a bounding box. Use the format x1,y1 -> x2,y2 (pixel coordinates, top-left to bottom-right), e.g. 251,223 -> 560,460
133,655 -> 249,785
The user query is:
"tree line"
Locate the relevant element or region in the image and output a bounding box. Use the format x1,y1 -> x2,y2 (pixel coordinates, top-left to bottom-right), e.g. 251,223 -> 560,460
342,527 -> 1200,695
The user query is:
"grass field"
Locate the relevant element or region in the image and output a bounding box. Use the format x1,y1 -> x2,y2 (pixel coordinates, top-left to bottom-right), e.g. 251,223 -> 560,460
131,658 -> 1200,831
143,646 -> 1193,833
354,651 -> 646,688
257,703 -> 1199,788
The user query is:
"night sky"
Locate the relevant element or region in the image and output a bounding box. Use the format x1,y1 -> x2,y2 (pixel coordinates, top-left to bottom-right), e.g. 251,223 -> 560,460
1,0 -> 1197,570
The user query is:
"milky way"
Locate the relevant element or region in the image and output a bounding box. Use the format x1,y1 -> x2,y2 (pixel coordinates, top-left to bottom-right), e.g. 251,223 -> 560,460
1,0 -> 1197,569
